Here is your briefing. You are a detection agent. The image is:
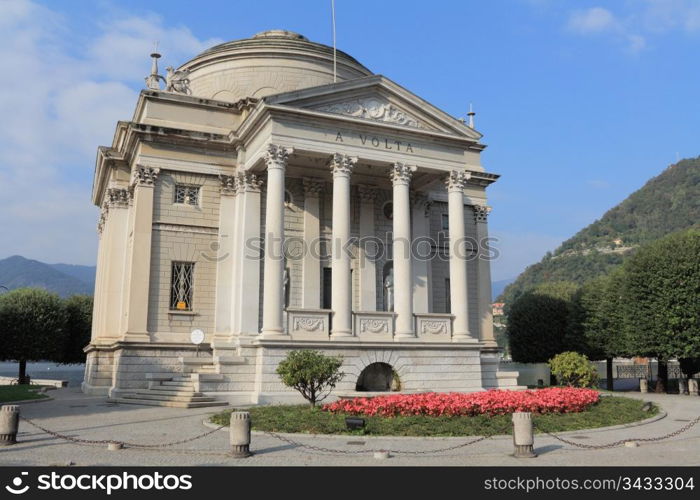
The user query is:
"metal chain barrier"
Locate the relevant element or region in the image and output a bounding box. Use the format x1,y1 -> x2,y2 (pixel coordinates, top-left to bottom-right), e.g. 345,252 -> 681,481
19,416 -> 225,449
533,414 -> 700,450
263,421 -> 512,455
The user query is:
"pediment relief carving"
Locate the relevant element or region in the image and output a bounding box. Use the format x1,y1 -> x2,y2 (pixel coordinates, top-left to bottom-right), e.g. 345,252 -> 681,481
311,97 -> 433,130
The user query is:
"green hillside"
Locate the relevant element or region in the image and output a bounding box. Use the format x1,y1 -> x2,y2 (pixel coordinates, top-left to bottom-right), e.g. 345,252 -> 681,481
500,156 -> 700,305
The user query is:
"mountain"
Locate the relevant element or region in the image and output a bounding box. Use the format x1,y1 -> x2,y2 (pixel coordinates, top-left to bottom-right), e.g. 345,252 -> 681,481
49,263 -> 96,290
500,156 -> 700,305
0,256 -> 95,297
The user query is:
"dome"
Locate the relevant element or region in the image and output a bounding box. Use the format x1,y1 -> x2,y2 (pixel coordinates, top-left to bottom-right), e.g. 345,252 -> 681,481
179,30 -> 373,103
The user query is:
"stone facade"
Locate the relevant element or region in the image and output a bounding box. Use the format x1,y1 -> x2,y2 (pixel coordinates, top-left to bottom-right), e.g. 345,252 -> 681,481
83,30 -> 520,403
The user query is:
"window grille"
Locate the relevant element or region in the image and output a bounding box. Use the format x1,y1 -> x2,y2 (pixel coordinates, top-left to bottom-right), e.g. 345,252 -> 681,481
170,262 -> 194,311
174,185 -> 200,206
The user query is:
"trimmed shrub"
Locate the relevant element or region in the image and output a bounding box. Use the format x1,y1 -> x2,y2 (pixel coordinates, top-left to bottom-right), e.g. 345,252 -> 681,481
276,350 -> 344,406
549,351 -> 599,388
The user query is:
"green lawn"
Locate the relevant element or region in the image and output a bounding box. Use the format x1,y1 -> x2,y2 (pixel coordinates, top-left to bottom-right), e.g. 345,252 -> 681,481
0,385 -> 50,403
210,396 -> 657,437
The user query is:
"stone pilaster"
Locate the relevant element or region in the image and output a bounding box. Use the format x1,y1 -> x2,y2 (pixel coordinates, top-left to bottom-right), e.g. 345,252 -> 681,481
329,153 -> 358,337
123,167 -> 159,341
261,144 -> 293,337
390,163 -> 416,338
358,185 -> 379,311
301,178 -> 324,309
473,204 -> 497,348
445,170 -> 474,342
411,192 -> 432,314
214,175 -> 238,342
233,172 -> 263,336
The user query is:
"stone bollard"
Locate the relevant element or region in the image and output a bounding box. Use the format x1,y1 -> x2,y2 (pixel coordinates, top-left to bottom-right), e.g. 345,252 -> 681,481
229,411 -> 252,458
678,378 -> 688,395
689,379 -> 699,396
639,378 -> 648,393
0,405 -> 20,446
512,412 -> 537,458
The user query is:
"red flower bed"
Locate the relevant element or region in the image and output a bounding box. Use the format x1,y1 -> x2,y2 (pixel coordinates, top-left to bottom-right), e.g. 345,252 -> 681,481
322,388 -> 600,417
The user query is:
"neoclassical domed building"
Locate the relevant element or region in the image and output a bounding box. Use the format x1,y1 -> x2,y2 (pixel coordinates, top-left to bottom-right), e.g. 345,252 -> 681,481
84,30 -> 520,406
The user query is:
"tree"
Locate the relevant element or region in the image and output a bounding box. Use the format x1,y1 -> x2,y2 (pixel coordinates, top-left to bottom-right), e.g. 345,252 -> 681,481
506,281 -> 580,366
0,288 -> 66,383
623,229 -> 700,392
276,350 -> 344,406
62,295 -> 93,364
574,269 -> 628,390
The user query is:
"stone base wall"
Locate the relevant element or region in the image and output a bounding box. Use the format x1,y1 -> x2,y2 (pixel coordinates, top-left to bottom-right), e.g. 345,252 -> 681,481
83,341 -> 520,404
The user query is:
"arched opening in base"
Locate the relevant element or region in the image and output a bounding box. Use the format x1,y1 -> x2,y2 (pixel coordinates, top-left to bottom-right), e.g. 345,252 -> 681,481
355,362 -> 398,392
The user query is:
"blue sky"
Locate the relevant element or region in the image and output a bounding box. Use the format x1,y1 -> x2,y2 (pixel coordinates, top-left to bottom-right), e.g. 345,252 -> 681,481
1,0 -> 698,280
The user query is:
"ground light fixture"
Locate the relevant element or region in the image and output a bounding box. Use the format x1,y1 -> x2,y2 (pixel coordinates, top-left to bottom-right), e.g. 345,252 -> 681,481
345,417 -> 366,430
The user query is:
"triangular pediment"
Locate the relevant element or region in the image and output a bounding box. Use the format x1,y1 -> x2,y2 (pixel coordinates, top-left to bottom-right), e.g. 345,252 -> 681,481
263,75 -> 482,140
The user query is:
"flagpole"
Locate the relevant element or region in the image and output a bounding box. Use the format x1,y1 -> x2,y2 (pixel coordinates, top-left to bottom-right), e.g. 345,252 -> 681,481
332,0 -> 337,82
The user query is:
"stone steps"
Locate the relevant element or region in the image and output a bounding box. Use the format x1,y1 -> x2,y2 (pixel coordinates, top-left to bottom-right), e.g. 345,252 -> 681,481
109,398 -> 228,409
122,393 -> 219,403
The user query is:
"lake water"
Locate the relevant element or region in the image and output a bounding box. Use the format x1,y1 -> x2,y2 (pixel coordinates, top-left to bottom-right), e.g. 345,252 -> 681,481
0,361 -> 85,387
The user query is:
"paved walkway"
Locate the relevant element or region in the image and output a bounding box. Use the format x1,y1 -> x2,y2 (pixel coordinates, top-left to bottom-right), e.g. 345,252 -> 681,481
0,388 -> 698,466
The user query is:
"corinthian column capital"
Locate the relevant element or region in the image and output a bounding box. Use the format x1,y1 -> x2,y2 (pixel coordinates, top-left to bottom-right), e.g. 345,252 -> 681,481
236,172 -> 264,193
218,175 -> 238,196
303,177 -> 325,197
264,144 -> 293,170
472,204 -> 492,223
106,188 -> 130,208
132,166 -> 160,187
389,162 -> 416,185
445,170 -> 471,192
328,153 -> 358,177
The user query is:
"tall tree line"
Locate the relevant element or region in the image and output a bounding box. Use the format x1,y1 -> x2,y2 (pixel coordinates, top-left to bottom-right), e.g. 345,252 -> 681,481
0,288 -> 92,383
507,229 -> 700,391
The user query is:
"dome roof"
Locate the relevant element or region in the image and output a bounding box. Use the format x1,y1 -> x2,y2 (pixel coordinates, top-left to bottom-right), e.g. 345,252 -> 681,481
179,30 -> 372,103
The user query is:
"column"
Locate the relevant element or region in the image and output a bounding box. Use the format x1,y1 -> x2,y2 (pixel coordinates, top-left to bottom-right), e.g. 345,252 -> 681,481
411,192 -> 432,314
103,188 -> 130,338
213,175 -> 237,341
91,205 -> 108,341
261,144 -> 293,337
390,163 -> 416,338
473,204 -> 497,348
446,170 -> 474,341
233,172 -> 263,336
124,166 -> 159,341
358,185 -> 378,311
329,153 -> 357,337
301,178 -> 324,309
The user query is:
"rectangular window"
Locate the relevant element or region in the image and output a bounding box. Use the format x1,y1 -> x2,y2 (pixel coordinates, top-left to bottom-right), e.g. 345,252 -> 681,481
441,213 -> 449,230
170,262 -> 194,311
322,268 -> 332,310
174,185 -> 200,206
445,278 -> 451,313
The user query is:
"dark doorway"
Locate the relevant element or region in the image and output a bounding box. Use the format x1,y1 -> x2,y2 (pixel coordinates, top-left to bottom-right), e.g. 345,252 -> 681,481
356,362 -> 394,391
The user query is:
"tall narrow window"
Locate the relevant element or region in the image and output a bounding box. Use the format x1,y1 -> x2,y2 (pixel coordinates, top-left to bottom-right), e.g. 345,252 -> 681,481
174,185 -> 200,206
445,278 -> 451,313
441,213 -> 449,230
322,268 -> 332,310
170,262 -> 194,311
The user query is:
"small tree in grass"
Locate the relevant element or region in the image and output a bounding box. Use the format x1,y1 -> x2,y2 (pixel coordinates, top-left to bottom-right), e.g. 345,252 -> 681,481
549,351 -> 599,388
276,350 -> 344,407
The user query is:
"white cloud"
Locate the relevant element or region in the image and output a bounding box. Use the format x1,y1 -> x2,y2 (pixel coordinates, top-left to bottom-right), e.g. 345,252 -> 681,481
564,1 -> 700,53
0,0 -> 220,265
567,7 -> 617,34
